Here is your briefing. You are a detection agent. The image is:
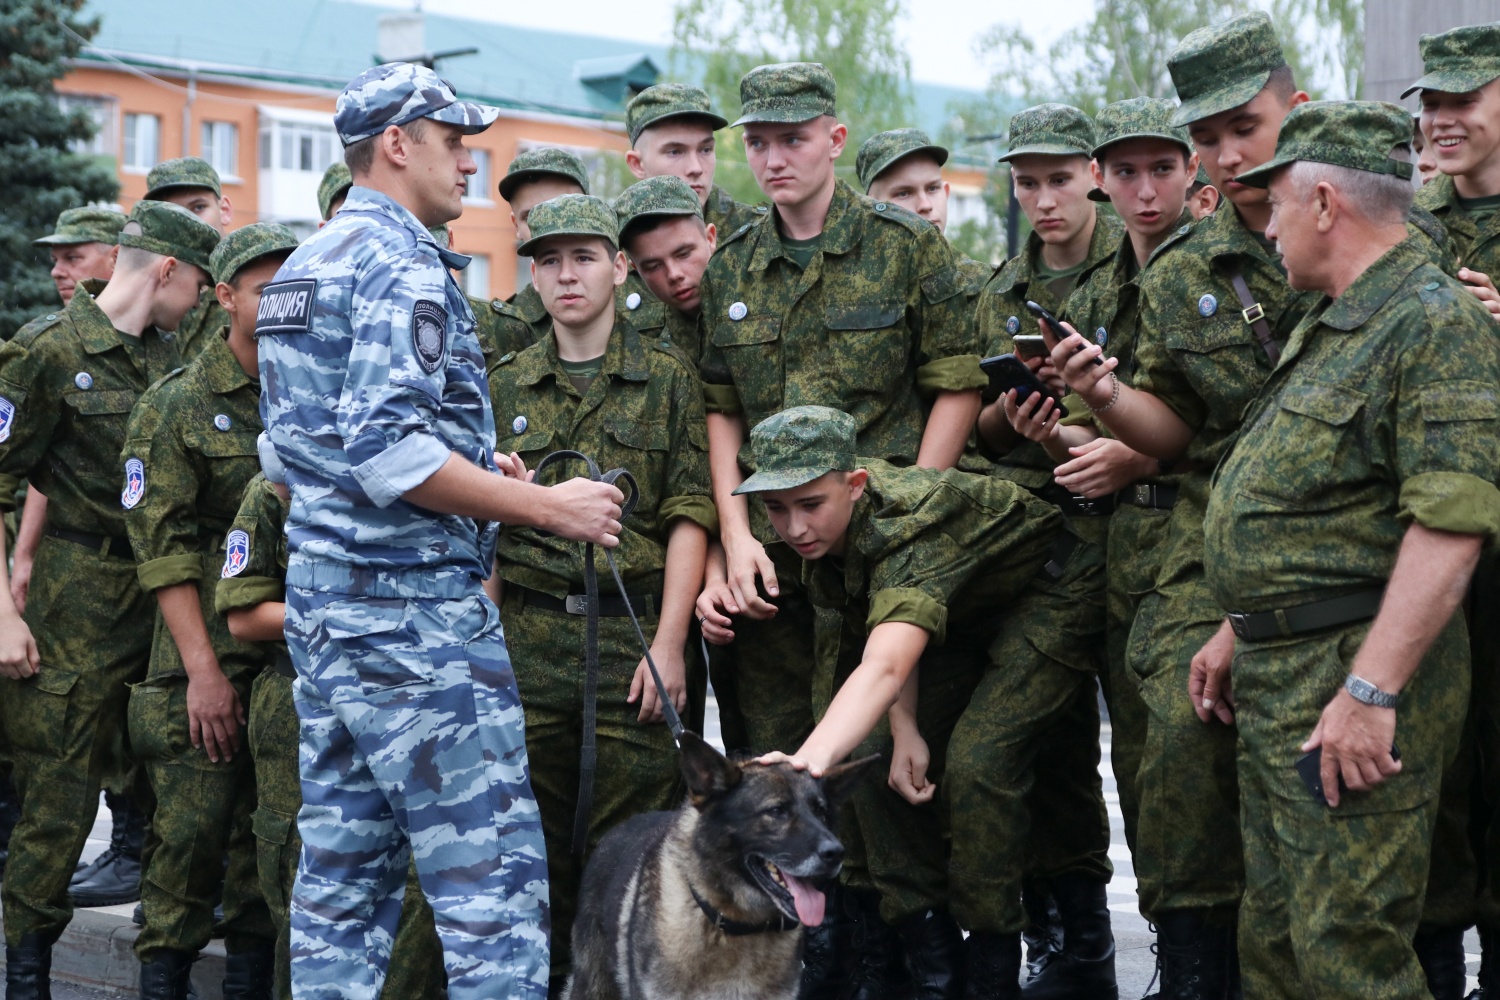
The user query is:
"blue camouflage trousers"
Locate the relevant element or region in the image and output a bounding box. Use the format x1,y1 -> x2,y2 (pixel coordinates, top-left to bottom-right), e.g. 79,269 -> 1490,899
285,587 -> 550,1000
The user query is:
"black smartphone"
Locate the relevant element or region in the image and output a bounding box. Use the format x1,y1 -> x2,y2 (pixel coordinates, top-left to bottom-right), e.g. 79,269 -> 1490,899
980,353 -> 1068,416
1294,744 -> 1401,807
1025,300 -> 1104,367
1012,334 -> 1048,360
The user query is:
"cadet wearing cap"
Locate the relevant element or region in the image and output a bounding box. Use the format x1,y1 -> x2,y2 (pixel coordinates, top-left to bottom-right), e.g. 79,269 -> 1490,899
1202,99 -> 1500,998
625,82 -> 762,238
34,207 -> 125,306
736,404 -> 1086,998
488,193 -> 714,991
119,222 -> 298,997
694,61 -> 984,996
258,62 -> 624,1000
144,157 -> 234,362
0,200 -> 216,995
614,175 -> 716,362
317,161 -> 353,223
218,444 -> 446,1000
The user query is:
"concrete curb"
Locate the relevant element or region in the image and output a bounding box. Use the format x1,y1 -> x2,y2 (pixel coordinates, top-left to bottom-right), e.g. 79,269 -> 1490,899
1,907 -> 226,999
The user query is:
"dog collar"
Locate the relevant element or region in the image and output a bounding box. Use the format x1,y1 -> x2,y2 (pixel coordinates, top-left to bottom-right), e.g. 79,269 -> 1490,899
688,883 -> 800,936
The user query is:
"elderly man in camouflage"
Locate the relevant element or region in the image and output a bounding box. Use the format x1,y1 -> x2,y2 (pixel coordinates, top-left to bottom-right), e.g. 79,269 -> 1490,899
257,63 -> 625,1000
0,199 -> 217,999
1188,99 -> 1500,999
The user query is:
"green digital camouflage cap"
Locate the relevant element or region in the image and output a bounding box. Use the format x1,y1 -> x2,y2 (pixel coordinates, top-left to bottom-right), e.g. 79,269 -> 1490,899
1088,98 -> 1193,201
118,200 -> 221,273
145,157 -> 222,199
1236,100 -> 1415,188
997,104 -> 1094,162
731,63 -> 837,127
517,194 -> 619,256
627,83 -> 728,145
1403,23 -> 1500,98
33,207 -> 128,247
209,222 -> 299,286
734,405 -> 857,495
1193,163 -> 1212,187
856,128 -> 949,191
498,147 -> 591,203
317,162 -> 353,221
1168,11 -> 1287,127
615,175 -> 702,243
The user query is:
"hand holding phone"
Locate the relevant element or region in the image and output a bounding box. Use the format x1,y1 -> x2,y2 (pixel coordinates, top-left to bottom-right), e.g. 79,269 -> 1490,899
1012,334 -> 1048,360
980,353 -> 1068,415
1295,744 -> 1401,807
1026,301 -> 1103,367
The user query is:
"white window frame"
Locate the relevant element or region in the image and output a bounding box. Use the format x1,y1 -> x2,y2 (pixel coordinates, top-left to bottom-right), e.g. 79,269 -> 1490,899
462,253 -> 491,299
123,112 -> 160,173
57,93 -> 117,159
201,121 -> 241,182
464,148 -> 494,206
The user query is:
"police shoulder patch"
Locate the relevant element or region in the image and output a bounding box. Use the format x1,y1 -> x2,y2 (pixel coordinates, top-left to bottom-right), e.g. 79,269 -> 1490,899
221,529 -> 250,579
412,300 -> 447,373
255,279 -> 317,336
121,457 -> 145,509
0,397 -> 15,444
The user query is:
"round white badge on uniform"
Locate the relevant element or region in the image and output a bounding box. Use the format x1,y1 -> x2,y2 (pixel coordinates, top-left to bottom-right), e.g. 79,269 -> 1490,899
512,415 -> 528,435
626,292 -> 641,310
728,302 -> 748,322
214,414 -> 231,431
1198,294 -> 1218,317
1005,316 -> 1020,335
1096,327 -> 1108,346
74,372 -> 92,390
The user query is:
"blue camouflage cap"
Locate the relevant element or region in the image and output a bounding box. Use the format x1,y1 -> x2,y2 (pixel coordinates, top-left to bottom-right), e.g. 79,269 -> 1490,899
335,62 -> 499,146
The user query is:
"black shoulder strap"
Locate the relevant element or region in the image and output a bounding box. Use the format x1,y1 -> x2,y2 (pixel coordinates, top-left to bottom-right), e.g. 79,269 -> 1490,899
1228,270 -> 1281,367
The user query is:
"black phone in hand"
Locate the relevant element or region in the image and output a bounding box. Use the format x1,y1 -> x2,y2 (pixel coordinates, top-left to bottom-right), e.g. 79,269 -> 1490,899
980,353 -> 1068,416
1294,744 -> 1401,807
1025,300 -> 1104,367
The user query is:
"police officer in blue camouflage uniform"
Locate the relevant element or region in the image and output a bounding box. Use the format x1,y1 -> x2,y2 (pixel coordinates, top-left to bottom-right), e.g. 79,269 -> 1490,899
257,62 -> 625,1000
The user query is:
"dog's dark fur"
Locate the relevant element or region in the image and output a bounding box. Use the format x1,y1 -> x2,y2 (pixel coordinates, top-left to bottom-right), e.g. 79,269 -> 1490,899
563,733 -> 877,1000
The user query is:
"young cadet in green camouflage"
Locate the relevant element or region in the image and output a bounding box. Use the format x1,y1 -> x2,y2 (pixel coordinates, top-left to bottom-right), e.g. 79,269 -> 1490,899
144,157 -> 233,362
614,175 -> 717,364
217,445 -> 445,1000
317,160 -> 353,224
1200,99 -> 1500,1000
1047,14 -> 1316,994
625,82 -> 763,240
735,406 -> 1081,1000
487,194 -> 714,992
120,222 -> 296,998
0,200 -> 216,997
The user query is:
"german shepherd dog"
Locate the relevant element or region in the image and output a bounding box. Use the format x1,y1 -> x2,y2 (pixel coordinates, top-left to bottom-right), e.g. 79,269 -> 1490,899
563,733 -> 877,1000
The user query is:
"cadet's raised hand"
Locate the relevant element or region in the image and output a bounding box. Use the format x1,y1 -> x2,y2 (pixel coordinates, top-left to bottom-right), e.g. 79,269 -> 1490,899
1459,268 -> 1500,321
1042,319 -> 1118,409
1001,386 -> 1063,443
545,477 -> 624,547
721,531 -> 781,620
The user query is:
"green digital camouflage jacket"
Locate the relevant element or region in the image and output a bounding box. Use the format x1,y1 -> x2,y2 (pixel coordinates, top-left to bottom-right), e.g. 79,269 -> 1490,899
173,286 -> 229,363
631,303 -> 706,368
1418,173 -> 1500,277
474,272 -> 662,368
0,286 -> 179,534
698,180 -> 986,466
214,472 -> 289,662
704,183 -> 766,239
488,319 -> 717,597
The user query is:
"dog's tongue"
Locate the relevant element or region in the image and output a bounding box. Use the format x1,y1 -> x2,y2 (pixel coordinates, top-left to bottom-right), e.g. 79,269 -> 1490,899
783,874 -> 825,926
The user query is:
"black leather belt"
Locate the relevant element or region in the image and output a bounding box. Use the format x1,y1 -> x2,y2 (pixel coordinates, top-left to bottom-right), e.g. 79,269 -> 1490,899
515,584 -> 657,618
1227,588 -> 1384,642
1036,484 -> 1116,517
1117,484 -> 1179,509
1039,533 -> 1079,582
270,650 -> 296,679
46,527 -> 133,560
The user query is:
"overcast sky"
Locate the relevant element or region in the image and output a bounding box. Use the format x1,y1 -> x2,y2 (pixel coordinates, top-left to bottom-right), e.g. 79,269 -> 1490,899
349,0 -> 1098,92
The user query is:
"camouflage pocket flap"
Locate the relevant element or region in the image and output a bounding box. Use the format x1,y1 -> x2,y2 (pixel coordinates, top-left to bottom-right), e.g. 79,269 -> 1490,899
190,431 -> 260,458
320,601 -> 410,640
507,429 -> 554,454
1420,380 -> 1500,423
826,300 -> 903,331
67,389 -> 136,415
251,807 -> 294,846
711,314 -> 779,347
32,666 -> 80,697
1278,382 -> 1366,427
606,420 -> 669,452
919,265 -> 964,305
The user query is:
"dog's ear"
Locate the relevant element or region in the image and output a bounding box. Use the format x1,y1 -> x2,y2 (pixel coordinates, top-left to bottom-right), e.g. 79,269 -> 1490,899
679,732 -> 742,808
819,754 -> 881,806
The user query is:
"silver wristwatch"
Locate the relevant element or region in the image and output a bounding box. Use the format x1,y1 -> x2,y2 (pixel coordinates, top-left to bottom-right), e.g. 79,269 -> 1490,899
1344,674 -> 1398,709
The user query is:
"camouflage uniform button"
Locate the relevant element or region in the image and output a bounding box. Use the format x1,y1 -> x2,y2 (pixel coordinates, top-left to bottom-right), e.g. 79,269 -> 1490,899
755,204 -> 769,213
1425,281 -> 1441,291
1198,293 -> 1218,317
874,202 -> 888,212
74,372 -> 92,390
728,302 -> 748,321
46,314 -> 56,321
512,414 -> 528,434
1179,224 -> 1192,234
214,414 -> 231,431
626,292 -> 642,310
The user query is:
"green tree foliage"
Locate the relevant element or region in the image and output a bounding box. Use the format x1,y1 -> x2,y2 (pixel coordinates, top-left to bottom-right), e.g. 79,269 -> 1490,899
668,0 -> 916,203
0,0 -> 118,337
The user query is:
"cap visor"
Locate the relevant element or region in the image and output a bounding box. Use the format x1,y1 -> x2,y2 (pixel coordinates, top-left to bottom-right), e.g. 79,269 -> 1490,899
866,145 -> 950,190
145,180 -> 220,200
1233,155 -> 1293,189
430,101 -> 501,135
1169,72 -> 1271,127
644,110 -> 730,136
517,227 -> 616,258
1092,131 -> 1193,158
1086,187 -> 1112,203
997,143 -> 1091,163
1402,67 -> 1500,99
730,108 -> 828,128
32,234 -> 96,246
731,466 -> 833,495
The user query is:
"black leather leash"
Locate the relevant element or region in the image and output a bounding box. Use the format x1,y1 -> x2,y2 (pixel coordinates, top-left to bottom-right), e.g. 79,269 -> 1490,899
531,450 -> 686,860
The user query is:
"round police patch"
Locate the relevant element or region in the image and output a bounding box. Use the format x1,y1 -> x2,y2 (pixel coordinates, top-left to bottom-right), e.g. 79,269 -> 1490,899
1198,294 -> 1218,317
1006,316 -> 1020,335
121,458 -> 145,510
74,372 -> 92,390
626,292 -> 642,311
221,529 -> 250,579
411,300 -> 447,374
728,302 -> 748,321
214,414 -> 231,431
512,415 -> 528,434
1096,327 -> 1108,346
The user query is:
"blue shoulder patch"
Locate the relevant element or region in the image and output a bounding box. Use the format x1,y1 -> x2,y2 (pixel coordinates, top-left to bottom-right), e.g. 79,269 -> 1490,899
222,529 -> 250,578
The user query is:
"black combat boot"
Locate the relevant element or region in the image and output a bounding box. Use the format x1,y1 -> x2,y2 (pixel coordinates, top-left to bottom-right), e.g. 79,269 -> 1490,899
964,932 -> 1022,1000
70,791 -> 145,906
839,889 -> 908,1000
1415,925 -> 1468,1000
0,770 -> 20,877
138,950 -> 195,1000
801,884 -> 854,999
221,945 -> 274,1000
1020,876 -> 1117,999
1020,882 -> 1062,982
896,907 -> 967,1000
1149,909 -> 1230,1000
5,933 -> 55,1000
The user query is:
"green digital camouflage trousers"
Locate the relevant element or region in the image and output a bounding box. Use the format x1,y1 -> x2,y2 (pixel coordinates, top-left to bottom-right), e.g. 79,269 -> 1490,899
0,534 -> 153,945
1233,617 -> 1468,999
248,670 -> 445,1000
500,590 -> 683,988
1469,550 -> 1500,930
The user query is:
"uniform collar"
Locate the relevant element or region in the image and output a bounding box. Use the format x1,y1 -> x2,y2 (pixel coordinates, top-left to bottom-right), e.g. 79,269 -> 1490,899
201,327 -> 257,394
510,282 -> 549,325
747,179 -> 862,273
511,317 -> 652,388
1197,201 -> 1280,269
995,207 -> 1122,295
341,185 -> 472,270
1316,236 -> 1428,332
67,285 -> 138,356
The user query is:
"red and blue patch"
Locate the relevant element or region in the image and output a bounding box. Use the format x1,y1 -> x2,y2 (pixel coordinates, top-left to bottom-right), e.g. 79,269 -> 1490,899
222,529 -> 250,579
121,458 -> 145,509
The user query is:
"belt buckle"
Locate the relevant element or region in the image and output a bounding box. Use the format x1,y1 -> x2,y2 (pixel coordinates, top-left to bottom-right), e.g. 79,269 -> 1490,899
1226,612 -> 1250,640
564,595 -> 589,615
1241,302 -> 1265,325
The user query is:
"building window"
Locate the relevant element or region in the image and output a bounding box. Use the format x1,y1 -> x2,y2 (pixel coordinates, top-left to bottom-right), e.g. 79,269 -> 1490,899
465,149 -> 492,204
259,120 -> 339,174
461,253 -> 490,299
123,113 -> 160,172
201,121 -> 239,179
57,94 -> 117,158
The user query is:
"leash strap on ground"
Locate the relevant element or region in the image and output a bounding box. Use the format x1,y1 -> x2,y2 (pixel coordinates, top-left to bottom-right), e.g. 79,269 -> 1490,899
531,450 -> 686,860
